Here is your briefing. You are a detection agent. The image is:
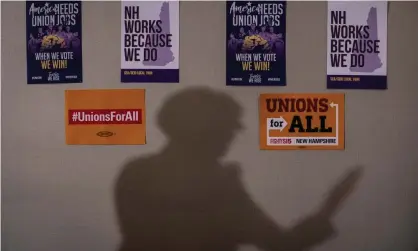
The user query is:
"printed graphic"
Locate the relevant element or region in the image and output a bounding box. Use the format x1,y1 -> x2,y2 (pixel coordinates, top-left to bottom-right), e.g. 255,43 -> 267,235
121,1 -> 179,83
259,94 -> 345,150
26,1 -> 82,84
327,1 -> 387,89
65,89 -> 146,145
226,1 -> 286,86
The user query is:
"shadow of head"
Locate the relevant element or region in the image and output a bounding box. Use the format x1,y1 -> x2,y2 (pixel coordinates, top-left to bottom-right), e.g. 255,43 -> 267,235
157,87 -> 243,158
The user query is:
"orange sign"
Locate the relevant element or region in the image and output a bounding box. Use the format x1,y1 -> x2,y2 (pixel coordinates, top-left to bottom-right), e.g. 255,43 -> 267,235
65,89 -> 146,145
259,93 -> 345,150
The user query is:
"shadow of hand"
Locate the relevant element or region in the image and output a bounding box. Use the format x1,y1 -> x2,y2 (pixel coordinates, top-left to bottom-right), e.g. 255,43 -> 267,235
282,166 -> 364,250
319,166 -> 364,219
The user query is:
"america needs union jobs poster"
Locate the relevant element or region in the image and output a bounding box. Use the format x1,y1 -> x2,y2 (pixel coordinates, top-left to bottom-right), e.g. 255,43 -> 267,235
26,1 -> 82,84
327,1 -> 388,89
121,1 -> 179,83
226,1 -> 287,86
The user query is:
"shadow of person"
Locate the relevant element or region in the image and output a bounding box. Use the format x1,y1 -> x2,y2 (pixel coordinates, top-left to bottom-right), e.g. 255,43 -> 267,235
114,87 -> 364,251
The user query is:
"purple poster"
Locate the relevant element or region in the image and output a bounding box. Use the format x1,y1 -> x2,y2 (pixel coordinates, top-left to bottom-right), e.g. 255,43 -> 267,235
226,1 -> 287,86
26,1 -> 82,84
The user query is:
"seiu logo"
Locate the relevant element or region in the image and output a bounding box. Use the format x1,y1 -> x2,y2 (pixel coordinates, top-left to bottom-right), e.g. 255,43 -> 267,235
249,74 -> 262,83
48,72 -> 60,81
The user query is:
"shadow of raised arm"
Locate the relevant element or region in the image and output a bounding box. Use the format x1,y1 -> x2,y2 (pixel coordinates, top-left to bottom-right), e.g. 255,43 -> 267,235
239,166 -> 364,251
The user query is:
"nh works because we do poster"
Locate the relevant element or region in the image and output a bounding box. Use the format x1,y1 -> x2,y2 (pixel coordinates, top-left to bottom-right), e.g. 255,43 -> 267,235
121,1 -> 180,83
327,1 -> 388,89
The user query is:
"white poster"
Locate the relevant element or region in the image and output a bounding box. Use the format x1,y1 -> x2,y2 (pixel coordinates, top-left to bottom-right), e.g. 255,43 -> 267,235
327,1 -> 387,89
121,1 -> 179,83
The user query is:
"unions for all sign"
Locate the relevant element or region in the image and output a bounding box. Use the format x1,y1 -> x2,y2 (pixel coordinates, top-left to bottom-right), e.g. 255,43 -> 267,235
65,89 -> 146,145
259,94 -> 345,150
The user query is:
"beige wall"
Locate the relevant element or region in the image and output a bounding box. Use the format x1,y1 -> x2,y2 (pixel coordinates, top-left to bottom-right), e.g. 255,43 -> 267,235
2,1 -> 418,251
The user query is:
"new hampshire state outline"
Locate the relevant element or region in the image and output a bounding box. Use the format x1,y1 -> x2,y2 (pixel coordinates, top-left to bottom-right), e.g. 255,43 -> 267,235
143,2 -> 175,66
349,7 -> 383,73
